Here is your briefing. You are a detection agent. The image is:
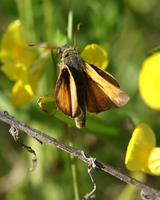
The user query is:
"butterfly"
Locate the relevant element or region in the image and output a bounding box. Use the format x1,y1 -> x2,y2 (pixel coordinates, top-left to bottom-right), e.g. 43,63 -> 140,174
55,45 -> 129,128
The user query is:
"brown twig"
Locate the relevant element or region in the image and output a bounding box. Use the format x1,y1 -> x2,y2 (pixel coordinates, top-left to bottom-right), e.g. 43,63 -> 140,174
0,110 -> 160,199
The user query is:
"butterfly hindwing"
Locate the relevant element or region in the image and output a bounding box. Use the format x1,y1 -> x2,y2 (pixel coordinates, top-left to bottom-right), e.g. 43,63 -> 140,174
86,78 -> 116,113
84,62 -> 129,113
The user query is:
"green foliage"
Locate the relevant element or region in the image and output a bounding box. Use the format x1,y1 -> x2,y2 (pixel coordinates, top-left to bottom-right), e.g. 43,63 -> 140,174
0,0 -> 160,200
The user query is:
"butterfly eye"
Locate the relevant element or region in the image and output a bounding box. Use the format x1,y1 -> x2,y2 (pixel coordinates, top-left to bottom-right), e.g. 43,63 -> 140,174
57,48 -> 63,58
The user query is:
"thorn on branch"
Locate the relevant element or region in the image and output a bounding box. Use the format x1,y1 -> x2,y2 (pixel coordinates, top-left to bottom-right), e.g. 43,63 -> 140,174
81,151 -> 97,200
141,190 -> 160,200
9,126 -> 19,141
33,136 -> 43,145
17,140 -> 38,171
9,122 -> 38,171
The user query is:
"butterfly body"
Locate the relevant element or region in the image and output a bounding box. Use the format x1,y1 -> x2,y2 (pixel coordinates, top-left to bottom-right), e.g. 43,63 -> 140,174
55,45 -> 129,128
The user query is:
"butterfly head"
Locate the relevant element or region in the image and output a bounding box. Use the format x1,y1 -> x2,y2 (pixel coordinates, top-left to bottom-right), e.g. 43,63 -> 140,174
58,45 -> 77,58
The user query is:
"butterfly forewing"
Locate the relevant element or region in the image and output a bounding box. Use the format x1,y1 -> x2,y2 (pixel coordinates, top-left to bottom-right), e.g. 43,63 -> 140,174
65,65 -> 81,117
55,66 -> 81,117
84,62 -> 129,109
55,68 -> 72,116
90,64 -> 120,88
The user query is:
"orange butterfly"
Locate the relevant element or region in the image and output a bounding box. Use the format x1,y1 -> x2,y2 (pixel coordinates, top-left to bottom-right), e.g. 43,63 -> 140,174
55,45 -> 129,128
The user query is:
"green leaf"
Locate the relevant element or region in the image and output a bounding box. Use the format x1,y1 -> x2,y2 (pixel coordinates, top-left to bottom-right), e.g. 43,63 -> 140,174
37,95 -> 122,136
37,95 -> 57,115
151,46 -> 160,53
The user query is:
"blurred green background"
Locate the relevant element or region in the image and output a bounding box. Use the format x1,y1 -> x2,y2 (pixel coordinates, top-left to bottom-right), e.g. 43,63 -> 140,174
0,0 -> 160,199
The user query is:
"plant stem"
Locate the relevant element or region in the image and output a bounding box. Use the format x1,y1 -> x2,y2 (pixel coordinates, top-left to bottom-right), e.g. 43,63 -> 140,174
63,123 -> 80,200
50,50 -> 58,87
15,0 -> 36,42
69,130 -> 80,200
66,4 -> 80,200
42,0 -> 54,42
67,6 -> 73,45
42,0 -> 56,88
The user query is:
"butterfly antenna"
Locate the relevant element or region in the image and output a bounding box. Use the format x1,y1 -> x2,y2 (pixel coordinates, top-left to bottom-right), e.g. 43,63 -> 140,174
28,43 -> 47,48
73,23 -> 81,48
28,43 -> 58,50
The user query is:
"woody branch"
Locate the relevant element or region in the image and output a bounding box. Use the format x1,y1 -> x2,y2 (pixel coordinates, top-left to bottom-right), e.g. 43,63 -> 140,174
0,110 -> 160,199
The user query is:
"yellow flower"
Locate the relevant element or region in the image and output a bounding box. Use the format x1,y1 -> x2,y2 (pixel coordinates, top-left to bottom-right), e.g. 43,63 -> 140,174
0,20 -> 36,66
125,123 -> 160,176
139,53 -> 160,110
81,44 -> 108,69
0,20 -> 47,107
